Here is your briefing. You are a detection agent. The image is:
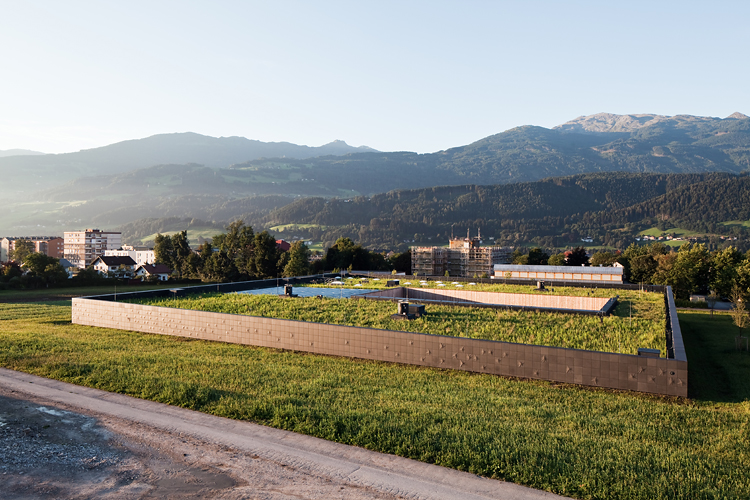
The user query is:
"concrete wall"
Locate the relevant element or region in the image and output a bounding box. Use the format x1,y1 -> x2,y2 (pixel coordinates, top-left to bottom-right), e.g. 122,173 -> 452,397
364,287 -> 611,312
71,286 -> 687,397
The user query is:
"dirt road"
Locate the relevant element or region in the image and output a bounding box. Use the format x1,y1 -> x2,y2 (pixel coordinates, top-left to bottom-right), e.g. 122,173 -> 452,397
0,368 -> 567,499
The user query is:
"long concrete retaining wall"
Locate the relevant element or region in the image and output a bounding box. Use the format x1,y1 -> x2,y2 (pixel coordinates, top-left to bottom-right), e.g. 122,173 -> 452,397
363,287 -> 615,314
71,286 -> 687,397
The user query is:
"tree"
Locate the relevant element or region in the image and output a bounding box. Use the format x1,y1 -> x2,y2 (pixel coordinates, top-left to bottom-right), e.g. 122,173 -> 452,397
511,248 -> 526,264
590,251 -> 617,267
672,243 -> 711,298
202,250 -> 233,282
565,247 -> 589,266
22,253 -> 68,286
171,231 -> 192,277
154,234 -> 175,268
730,285 -> 749,350
1,261 -> 23,282
283,241 -> 310,277
527,247 -> 549,265
548,253 -> 566,266
388,250 -> 411,274
252,231 -> 279,279
710,246 -> 744,298
9,240 -> 34,263
628,254 -> 657,284
214,220 -> 255,276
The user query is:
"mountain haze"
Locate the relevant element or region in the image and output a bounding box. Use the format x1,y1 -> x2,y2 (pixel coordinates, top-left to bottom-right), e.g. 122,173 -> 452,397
0,132 -> 377,198
0,149 -> 45,157
2,112 -> 750,237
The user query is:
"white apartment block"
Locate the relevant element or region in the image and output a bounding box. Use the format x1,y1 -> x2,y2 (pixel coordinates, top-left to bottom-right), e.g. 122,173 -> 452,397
104,245 -> 156,266
64,229 -> 122,269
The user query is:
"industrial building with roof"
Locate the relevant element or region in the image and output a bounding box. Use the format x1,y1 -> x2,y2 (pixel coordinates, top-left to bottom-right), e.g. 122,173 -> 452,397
493,264 -> 624,283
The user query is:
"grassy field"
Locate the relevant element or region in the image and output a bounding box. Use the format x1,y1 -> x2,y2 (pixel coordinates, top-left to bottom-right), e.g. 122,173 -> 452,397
133,289 -> 665,355
720,220 -> 750,229
309,278 -> 647,296
137,227 -> 223,246
269,223 -> 327,232
0,299 -> 748,499
639,227 -> 701,238
0,283 -> 179,303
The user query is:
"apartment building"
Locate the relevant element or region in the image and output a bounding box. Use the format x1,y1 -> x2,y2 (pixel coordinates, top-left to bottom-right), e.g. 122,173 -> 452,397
64,229 -> 122,269
411,234 -> 512,277
104,245 -> 155,266
0,236 -> 64,262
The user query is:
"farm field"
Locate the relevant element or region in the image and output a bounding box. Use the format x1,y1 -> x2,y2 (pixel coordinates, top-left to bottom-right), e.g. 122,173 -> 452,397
721,219 -> 750,229
638,226 -> 701,238
131,284 -> 666,355
0,300 -> 747,499
137,227 -> 223,246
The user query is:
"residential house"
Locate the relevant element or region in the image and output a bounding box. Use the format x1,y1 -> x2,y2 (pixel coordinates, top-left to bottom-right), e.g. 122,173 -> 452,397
91,256 -> 136,277
134,263 -> 172,281
104,245 -> 155,266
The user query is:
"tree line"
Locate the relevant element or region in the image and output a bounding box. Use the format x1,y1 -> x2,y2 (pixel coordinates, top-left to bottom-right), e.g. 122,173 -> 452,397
511,242 -> 750,300
153,221 -> 410,282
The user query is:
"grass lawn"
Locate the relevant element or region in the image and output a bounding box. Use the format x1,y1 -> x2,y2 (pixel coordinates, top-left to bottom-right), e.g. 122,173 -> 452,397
720,220 -> 750,229
0,295 -> 748,498
137,227 -> 223,246
639,227 -> 701,238
0,283 -> 179,303
133,290 -> 665,355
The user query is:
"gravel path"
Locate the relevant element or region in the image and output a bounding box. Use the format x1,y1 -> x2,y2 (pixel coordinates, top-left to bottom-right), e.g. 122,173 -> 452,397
0,368 -> 568,499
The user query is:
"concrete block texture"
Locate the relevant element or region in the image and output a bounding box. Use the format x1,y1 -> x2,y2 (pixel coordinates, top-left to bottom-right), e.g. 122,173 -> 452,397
72,297 -> 687,397
365,287 -> 610,312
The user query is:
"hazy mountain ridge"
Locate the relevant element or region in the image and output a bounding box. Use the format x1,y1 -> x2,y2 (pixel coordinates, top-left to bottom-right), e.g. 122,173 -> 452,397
256,171 -> 745,250
555,112 -> 749,134
114,171 -> 742,251
0,132 -> 378,198
3,112 -> 750,237
0,149 -> 45,158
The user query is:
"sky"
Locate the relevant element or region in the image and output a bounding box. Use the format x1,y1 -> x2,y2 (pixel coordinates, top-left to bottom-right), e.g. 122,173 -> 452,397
1,1 -> 748,154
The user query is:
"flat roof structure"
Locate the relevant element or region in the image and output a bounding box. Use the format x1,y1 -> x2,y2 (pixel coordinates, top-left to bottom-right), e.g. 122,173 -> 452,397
493,264 -> 623,283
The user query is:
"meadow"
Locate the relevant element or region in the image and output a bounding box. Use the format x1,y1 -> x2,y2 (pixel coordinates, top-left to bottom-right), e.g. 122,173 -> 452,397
131,283 -> 666,355
0,300 -> 747,499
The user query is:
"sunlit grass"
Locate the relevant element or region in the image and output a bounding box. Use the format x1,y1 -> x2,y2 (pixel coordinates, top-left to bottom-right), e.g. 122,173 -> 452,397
0,302 -> 748,499
132,287 -> 665,355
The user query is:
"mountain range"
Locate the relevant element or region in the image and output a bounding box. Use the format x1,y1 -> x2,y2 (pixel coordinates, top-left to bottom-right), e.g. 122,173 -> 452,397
0,149 -> 45,158
1,112 -> 748,243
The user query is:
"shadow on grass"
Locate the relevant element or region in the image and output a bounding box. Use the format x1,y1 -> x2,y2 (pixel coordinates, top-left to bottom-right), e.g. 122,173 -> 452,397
679,311 -> 750,403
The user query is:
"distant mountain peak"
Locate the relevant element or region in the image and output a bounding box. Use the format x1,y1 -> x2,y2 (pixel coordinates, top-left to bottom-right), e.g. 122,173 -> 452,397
319,139 -> 378,153
554,113 -> 667,133
0,148 -> 46,158
555,112 -> 747,134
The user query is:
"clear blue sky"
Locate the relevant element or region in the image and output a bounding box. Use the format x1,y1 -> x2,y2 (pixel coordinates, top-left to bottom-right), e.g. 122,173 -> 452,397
1,1 -> 747,154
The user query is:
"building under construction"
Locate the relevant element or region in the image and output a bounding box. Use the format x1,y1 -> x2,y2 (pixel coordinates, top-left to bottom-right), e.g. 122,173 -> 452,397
411,232 -> 512,277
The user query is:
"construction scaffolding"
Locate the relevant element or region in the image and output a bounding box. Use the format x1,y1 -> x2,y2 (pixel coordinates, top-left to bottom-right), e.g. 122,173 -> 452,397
411,235 -> 512,277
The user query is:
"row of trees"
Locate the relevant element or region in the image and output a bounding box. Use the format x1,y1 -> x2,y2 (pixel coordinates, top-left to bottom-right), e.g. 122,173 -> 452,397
511,247 -> 591,267
1,253 -> 88,289
153,221 -> 409,282
511,242 -> 750,300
